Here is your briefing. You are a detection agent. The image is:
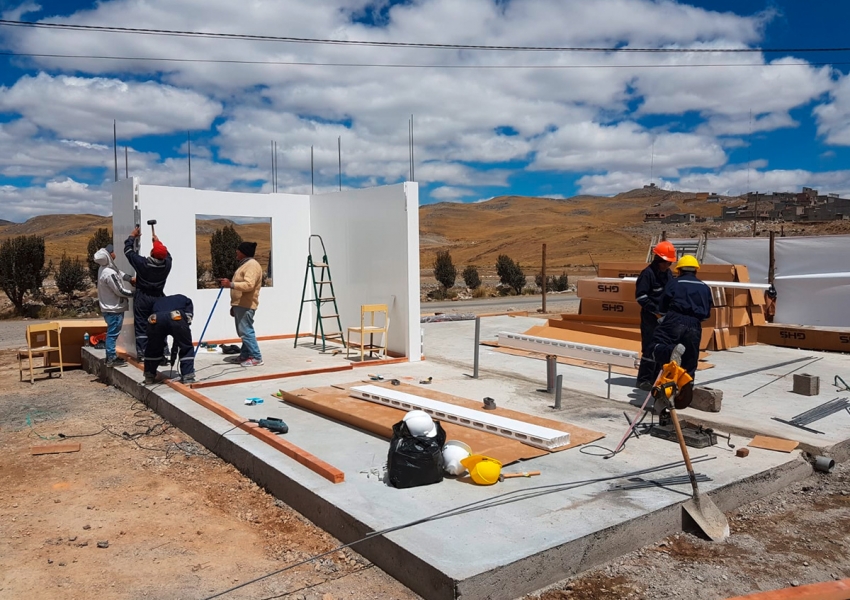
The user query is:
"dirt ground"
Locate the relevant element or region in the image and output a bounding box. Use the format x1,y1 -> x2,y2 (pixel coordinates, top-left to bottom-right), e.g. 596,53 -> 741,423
527,463 -> 850,600
0,350 -> 420,600
3,342 -> 849,600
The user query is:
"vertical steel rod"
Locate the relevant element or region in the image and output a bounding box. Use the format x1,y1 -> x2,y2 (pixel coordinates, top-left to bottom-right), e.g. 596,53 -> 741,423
541,243 -> 547,314
607,364 -> 612,399
311,145 -> 314,194
554,375 -> 563,409
472,316 -> 480,379
113,120 -> 118,182
124,146 -> 128,178
187,131 -> 192,188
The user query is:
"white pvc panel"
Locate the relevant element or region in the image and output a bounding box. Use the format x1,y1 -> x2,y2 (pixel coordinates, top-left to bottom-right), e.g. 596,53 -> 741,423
498,332 -> 639,368
350,385 -> 570,450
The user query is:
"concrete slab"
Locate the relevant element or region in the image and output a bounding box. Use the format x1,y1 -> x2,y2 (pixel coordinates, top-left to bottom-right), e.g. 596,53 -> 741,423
424,316 -> 850,459
84,321 -> 836,600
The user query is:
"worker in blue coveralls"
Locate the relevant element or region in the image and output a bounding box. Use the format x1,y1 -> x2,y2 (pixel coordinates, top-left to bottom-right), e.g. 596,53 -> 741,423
635,240 -> 676,391
124,226 -> 172,360
143,294 -> 195,385
648,255 -> 713,409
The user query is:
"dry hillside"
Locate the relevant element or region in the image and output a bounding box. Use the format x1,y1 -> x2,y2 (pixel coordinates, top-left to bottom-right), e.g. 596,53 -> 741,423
194,218 -> 272,274
0,214 -> 111,263
420,189 -> 723,271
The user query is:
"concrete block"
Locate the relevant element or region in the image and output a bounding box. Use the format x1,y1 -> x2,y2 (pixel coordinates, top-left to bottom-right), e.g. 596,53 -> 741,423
690,386 -> 723,412
736,448 -> 749,458
793,373 -> 819,396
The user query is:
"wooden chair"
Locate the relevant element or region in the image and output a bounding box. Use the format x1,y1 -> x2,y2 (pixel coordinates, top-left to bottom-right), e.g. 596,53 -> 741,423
347,304 -> 389,361
18,322 -> 63,384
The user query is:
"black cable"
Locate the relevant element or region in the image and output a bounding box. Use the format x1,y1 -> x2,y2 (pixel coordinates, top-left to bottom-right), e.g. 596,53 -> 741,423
201,455 -> 715,599
0,50 -> 846,69
2,19 -> 849,54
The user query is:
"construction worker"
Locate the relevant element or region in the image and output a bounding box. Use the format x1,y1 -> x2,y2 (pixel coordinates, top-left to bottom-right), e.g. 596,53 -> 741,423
635,240 -> 677,390
648,255 -> 713,408
143,294 -> 195,385
93,244 -> 135,368
124,226 -> 172,360
219,241 -> 264,367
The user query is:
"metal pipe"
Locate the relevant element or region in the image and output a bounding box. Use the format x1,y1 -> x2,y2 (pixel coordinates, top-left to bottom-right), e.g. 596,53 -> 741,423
546,354 -> 557,393
554,375 -> 563,409
472,316 -> 480,379
814,456 -> 835,473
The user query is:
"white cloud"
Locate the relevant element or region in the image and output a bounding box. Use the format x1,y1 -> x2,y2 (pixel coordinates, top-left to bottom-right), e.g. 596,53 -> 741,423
430,186 -> 474,200
531,121 -> 727,173
1,1 -> 40,21
0,73 -> 222,141
814,72 -> 850,146
0,178 -> 111,221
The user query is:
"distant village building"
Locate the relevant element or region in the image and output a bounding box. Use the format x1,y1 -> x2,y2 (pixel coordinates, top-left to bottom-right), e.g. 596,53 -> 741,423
718,187 -> 849,222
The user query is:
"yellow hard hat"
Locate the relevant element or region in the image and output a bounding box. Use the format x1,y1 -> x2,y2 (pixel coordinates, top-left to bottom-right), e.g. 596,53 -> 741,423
461,454 -> 502,485
675,255 -> 700,272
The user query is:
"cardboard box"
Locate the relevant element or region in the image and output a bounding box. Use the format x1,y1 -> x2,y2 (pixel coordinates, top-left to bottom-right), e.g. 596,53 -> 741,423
749,288 -> 766,305
579,298 -> 642,319
733,264 -> 750,283
546,319 -> 642,342
749,305 -> 767,326
728,327 -> 741,348
712,287 -> 727,306
700,327 -> 714,351
740,325 -> 759,346
576,278 -> 637,302
730,307 -> 751,328
558,313 -> 641,326
713,328 -> 729,351
705,307 -> 730,329
725,289 -> 750,307
756,324 -> 850,352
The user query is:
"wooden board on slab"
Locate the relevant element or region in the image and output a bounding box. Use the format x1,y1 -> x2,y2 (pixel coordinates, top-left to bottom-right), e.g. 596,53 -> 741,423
748,435 -> 800,453
31,443 -> 81,455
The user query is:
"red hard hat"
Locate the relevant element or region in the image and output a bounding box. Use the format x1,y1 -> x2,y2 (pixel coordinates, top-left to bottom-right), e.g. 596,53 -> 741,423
653,240 -> 677,263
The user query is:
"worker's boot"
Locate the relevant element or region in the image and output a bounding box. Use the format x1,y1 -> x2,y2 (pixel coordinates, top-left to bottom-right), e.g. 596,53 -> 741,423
670,344 -> 686,367
181,373 -> 196,384
144,373 -> 156,385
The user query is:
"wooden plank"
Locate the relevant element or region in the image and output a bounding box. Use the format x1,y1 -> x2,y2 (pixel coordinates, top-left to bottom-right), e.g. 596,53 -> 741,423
30,443 -> 81,456
725,578 -> 850,600
167,380 -> 345,483
190,364 -> 354,389
748,435 -> 799,453
199,332 -> 314,346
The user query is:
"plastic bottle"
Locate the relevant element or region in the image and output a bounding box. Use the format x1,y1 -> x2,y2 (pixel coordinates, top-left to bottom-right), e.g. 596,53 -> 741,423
84,332 -> 90,345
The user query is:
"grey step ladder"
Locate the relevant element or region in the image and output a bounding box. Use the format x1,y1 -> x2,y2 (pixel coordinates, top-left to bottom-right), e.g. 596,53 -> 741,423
646,232 -> 707,263
294,235 -> 346,351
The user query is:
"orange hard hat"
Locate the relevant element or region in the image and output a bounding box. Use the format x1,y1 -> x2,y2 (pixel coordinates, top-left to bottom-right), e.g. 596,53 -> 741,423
653,240 -> 677,263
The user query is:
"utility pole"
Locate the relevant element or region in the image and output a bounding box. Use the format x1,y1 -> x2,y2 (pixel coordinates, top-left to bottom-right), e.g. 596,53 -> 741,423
752,191 -> 758,237
541,243 -> 547,314
768,229 -> 776,284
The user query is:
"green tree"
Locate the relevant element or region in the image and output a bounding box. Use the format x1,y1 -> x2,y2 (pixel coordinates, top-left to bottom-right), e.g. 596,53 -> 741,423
86,227 -> 113,282
433,250 -> 457,292
462,265 -> 481,290
0,235 -> 47,314
197,259 -> 208,286
495,254 -> 526,295
210,225 -> 242,280
56,253 -> 89,300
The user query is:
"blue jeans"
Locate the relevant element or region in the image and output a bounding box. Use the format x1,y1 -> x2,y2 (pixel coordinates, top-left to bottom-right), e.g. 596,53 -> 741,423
233,307 -> 262,360
103,311 -> 124,361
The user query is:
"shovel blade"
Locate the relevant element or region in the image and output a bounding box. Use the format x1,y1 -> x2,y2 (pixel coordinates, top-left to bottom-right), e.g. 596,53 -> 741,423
683,496 -> 730,542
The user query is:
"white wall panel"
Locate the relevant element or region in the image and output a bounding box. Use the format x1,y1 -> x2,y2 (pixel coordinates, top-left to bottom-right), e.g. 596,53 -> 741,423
113,181 -> 311,353
309,183 -> 420,360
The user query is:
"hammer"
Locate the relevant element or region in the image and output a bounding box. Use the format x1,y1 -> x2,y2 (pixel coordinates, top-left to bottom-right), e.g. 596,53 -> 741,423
147,219 -> 157,237
499,471 -> 540,482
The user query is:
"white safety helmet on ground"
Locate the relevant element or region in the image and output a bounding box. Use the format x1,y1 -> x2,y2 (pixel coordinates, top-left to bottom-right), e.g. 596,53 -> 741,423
403,409 -> 438,438
442,440 -> 472,476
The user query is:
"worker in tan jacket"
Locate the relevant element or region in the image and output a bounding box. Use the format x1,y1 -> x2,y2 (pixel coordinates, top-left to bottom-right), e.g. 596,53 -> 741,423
219,241 -> 264,366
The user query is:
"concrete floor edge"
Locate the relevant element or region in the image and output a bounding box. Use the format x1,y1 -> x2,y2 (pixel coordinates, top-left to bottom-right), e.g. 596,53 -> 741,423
83,350 -> 831,600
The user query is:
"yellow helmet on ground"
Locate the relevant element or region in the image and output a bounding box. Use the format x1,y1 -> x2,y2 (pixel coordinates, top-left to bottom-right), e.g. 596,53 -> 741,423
461,454 -> 502,485
675,255 -> 700,272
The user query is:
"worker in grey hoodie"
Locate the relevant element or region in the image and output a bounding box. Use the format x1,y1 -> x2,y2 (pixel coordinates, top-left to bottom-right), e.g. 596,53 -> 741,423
94,244 -> 135,368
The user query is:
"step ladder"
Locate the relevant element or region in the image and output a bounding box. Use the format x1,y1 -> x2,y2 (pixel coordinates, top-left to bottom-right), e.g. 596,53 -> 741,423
646,232 -> 707,263
294,235 -> 346,351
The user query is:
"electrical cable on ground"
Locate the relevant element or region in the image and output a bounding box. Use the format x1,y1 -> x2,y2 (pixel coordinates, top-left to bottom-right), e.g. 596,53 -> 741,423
201,455 -> 715,599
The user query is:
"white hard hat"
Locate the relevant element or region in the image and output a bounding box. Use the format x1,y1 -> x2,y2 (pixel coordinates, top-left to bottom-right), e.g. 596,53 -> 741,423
403,409 -> 437,438
442,440 -> 472,476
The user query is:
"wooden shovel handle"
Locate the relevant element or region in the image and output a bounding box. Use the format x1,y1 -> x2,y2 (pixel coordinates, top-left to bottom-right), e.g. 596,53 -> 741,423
669,408 -> 700,497
501,471 -> 541,479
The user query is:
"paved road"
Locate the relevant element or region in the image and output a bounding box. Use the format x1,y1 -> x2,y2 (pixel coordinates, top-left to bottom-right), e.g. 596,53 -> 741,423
424,293 -> 579,315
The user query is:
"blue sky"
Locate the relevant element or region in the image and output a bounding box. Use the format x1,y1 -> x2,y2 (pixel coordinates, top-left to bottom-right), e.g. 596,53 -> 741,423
2,0 -> 850,221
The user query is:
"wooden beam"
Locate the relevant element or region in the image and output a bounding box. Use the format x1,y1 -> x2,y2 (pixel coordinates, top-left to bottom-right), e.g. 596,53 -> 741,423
190,364 -> 354,389
31,443 -> 81,455
166,380 -> 345,483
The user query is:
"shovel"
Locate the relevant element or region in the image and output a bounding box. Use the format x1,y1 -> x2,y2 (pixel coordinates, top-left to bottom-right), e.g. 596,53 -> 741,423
668,404 -> 730,541
661,344 -> 729,542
